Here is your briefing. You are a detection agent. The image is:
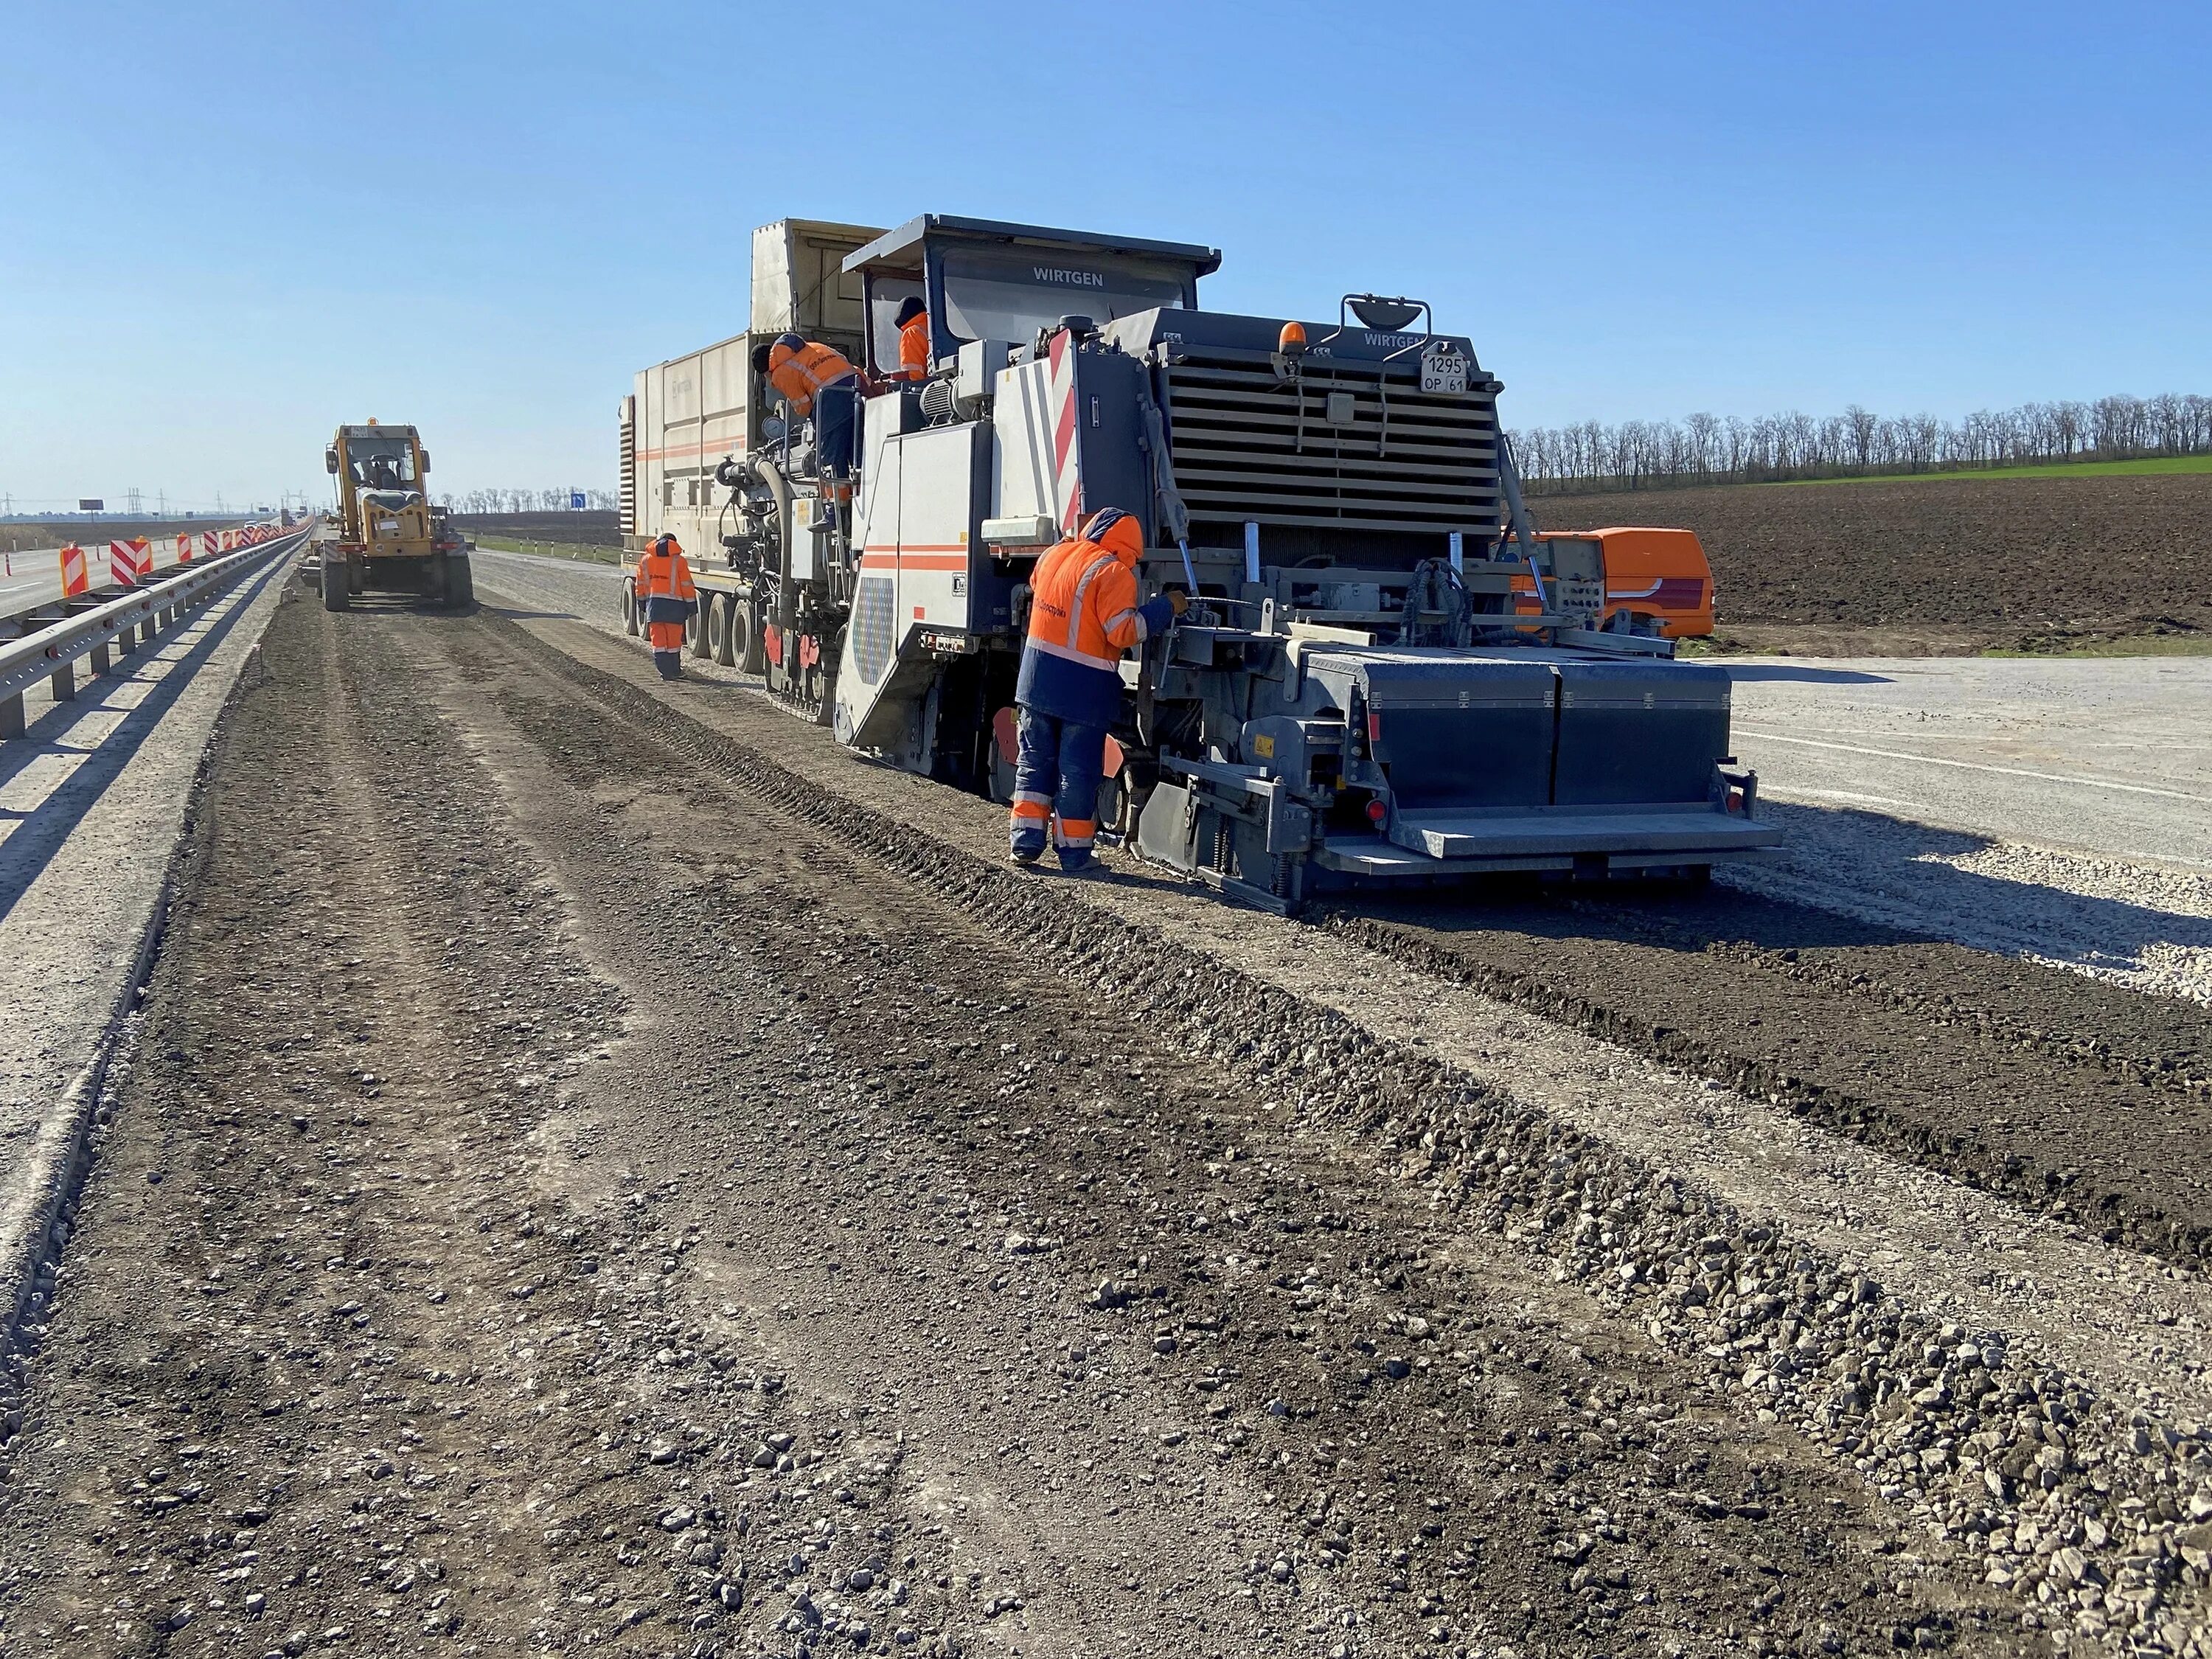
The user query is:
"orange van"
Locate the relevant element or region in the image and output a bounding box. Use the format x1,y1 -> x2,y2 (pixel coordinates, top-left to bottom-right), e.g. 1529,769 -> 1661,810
1515,527 -> 1715,638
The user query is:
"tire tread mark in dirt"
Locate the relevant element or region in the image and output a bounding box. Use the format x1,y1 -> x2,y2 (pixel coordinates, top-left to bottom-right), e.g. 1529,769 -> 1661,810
435,611 -> 2029,1655
454,605 -> 2212,1649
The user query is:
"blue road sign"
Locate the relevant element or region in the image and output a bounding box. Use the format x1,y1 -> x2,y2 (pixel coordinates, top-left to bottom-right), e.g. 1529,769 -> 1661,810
569,491 -> 587,510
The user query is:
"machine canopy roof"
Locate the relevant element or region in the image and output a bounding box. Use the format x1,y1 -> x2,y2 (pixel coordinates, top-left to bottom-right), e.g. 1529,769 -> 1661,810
841,215 -> 1222,281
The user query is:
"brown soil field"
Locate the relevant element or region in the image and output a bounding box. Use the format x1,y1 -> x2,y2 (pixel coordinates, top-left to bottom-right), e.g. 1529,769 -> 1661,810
0,519 -> 248,555
1529,474 -> 2212,653
453,510 -> 621,545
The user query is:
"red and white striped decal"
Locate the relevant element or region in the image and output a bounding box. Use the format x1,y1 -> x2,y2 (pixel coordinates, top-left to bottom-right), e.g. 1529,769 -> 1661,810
108,538 -> 140,587
201,531 -> 218,558
59,543 -> 89,597
1046,329 -> 1082,532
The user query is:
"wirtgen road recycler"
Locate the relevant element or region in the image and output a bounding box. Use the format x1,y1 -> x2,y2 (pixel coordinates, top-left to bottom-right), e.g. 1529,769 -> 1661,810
621,215 -> 1777,910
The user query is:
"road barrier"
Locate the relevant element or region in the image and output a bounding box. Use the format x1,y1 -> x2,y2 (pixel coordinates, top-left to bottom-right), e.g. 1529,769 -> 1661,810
1,518 -> 289,621
0,526 -> 310,740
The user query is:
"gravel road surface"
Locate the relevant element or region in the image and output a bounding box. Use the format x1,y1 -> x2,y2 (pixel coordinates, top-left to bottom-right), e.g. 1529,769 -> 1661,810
1722,658 -> 2212,1005
5,557 -> 2210,1655
0,543 -> 299,1366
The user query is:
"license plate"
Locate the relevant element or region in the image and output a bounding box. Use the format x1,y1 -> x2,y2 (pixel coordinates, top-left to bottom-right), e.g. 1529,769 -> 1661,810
1420,342 -> 1469,395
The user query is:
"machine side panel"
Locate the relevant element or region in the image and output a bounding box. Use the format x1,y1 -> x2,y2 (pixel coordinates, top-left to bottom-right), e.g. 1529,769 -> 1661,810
893,424 -> 981,635
992,359 -> 1062,525
1554,660 -> 1733,806
1068,352 -> 1150,528
848,437 -> 903,692
1358,656 -> 1557,811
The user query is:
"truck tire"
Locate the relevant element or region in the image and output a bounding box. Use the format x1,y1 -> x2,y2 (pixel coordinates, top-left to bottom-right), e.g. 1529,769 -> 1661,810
685,599 -> 708,658
321,550 -> 350,611
709,593 -> 737,667
445,554 -> 473,609
622,582 -> 639,636
734,597 -> 767,675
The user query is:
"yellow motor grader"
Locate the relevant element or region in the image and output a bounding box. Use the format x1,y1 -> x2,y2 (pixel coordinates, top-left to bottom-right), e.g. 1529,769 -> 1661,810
321,421 -> 471,610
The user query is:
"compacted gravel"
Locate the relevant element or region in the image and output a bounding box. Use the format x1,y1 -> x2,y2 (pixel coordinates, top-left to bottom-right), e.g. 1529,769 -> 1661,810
4,584 -> 2211,1656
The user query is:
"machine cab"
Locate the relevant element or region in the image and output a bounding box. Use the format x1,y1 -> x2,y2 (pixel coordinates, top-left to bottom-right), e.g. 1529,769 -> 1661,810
840,215 -> 1221,382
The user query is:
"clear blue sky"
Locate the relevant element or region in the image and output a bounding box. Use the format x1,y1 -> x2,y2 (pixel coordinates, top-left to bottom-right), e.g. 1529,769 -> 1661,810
3,0 -> 2205,509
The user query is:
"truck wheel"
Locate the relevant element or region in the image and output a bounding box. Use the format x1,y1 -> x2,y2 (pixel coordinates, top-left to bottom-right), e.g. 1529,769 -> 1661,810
622,582 -> 639,636
687,598 -> 712,658
321,551 -> 350,611
986,729 -> 1017,804
709,594 -> 738,667
734,597 -> 767,674
445,554 -> 473,609
347,556 -> 364,596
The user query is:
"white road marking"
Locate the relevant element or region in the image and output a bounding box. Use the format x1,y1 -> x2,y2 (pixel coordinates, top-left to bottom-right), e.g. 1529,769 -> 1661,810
1735,728 -> 2212,804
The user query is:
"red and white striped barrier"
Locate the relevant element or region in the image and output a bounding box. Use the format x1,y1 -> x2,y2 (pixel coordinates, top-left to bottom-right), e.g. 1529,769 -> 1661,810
3,518 -> 293,619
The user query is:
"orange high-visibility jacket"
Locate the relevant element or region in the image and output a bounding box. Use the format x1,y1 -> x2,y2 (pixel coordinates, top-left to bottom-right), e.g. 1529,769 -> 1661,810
1015,510 -> 1173,728
634,543 -> 697,603
767,339 -> 857,417
897,312 -> 931,380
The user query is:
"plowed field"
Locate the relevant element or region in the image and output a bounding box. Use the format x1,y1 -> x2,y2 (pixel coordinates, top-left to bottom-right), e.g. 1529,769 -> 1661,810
1529,474 -> 2212,653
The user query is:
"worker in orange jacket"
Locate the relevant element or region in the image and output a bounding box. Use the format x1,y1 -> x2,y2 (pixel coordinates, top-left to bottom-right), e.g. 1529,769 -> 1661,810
633,533 -> 698,681
1009,507 -> 1184,872
754,333 -> 861,509
893,298 -> 931,381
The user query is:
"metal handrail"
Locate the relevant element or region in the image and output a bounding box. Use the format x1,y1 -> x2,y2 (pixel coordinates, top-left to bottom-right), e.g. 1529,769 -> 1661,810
0,528 -> 309,729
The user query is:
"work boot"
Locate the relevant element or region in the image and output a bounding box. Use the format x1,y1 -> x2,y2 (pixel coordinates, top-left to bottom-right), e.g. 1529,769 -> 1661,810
1056,852 -> 1106,877
1008,831 -> 1045,867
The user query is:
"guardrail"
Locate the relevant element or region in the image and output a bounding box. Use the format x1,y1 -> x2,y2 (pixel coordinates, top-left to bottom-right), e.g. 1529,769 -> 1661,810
0,519 -> 293,630
0,527 -> 310,740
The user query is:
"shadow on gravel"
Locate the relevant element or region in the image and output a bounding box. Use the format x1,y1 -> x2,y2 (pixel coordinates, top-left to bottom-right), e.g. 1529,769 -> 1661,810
1743,799 -> 2212,985
1718,664 -> 1894,684
1338,798 -> 2212,991
0,557 -> 290,926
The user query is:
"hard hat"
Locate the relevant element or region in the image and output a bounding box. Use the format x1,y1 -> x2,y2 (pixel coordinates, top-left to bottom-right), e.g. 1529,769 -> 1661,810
1079,506 -> 1142,559
653,533 -> 683,556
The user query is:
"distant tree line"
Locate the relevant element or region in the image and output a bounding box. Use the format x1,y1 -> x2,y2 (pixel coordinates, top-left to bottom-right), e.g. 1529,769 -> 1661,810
434,488 -> 616,513
1509,392 -> 2212,493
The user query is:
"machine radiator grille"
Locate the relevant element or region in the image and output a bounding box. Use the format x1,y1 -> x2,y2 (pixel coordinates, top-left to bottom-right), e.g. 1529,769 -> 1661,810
1163,361 -> 1501,537
618,417 -> 637,538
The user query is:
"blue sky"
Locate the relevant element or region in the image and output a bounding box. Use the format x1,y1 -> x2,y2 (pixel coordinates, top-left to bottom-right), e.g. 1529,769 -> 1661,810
3,0 -> 2205,509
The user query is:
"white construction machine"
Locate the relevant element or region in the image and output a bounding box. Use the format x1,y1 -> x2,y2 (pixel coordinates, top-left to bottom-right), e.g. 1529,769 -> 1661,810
621,215 -> 1777,911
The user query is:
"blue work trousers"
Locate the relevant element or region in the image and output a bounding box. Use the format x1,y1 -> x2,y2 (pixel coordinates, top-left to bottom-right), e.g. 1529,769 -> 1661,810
1009,709 -> 1106,869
